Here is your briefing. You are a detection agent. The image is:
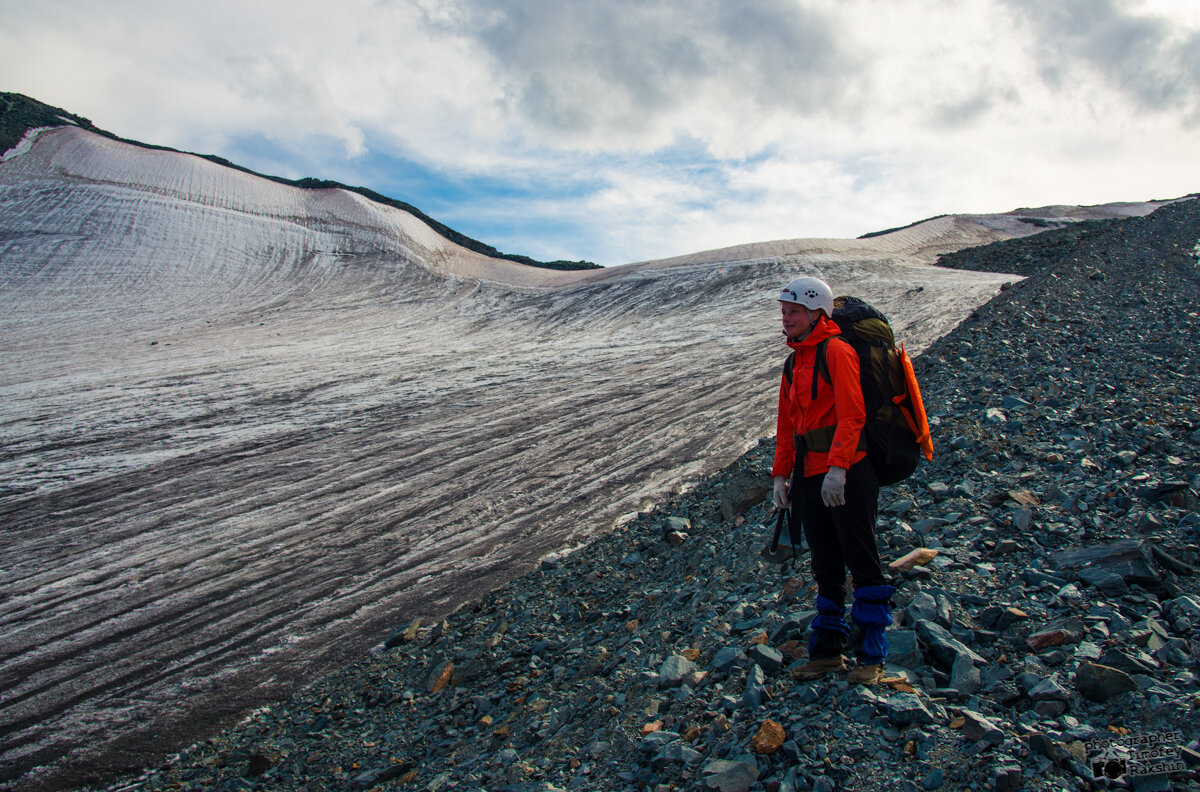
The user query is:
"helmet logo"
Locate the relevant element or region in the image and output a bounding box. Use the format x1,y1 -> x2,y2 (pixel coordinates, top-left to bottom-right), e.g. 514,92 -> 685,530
804,289 -> 818,299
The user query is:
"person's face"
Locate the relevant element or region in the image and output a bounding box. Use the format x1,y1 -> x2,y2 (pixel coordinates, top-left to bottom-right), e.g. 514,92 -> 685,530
780,301 -> 818,339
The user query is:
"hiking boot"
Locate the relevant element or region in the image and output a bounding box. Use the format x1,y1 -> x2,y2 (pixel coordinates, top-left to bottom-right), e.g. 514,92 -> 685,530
790,655 -> 846,681
847,662 -> 883,685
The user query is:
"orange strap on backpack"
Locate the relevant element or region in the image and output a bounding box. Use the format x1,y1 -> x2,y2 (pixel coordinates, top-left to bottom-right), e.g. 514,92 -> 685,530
896,344 -> 933,461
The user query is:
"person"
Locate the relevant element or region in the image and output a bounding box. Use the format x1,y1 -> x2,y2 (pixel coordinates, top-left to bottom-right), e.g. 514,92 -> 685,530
771,276 -> 893,685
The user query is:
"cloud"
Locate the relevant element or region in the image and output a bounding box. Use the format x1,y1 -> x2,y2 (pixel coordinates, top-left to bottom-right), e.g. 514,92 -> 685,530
1010,0 -> 1200,120
431,0 -> 857,154
225,51 -> 366,157
1,0 -> 1198,265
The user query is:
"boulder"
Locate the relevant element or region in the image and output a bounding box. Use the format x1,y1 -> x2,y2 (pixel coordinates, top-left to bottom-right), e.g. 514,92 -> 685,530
719,471 -> 769,522
1075,661 -> 1138,702
1050,540 -> 1162,593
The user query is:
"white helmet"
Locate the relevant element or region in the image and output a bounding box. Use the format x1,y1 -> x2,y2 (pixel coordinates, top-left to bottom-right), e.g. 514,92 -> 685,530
778,276 -> 833,317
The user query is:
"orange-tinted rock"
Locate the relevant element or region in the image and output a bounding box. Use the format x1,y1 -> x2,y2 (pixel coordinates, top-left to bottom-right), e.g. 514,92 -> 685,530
425,659 -> 454,693
751,720 -> 786,754
889,547 -> 939,571
1027,629 -> 1068,651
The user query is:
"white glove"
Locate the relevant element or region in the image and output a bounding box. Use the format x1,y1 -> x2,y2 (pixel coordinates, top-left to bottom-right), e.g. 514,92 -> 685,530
772,475 -> 790,509
820,466 -> 847,508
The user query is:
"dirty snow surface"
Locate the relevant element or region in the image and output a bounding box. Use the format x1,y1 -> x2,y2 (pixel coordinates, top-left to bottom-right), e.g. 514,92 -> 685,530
0,127 -> 1169,788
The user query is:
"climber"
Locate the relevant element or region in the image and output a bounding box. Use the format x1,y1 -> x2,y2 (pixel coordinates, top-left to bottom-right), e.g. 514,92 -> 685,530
772,276 -> 893,685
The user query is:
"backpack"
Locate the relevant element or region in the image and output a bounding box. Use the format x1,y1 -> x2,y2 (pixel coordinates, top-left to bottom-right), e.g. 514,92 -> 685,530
784,296 -> 933,485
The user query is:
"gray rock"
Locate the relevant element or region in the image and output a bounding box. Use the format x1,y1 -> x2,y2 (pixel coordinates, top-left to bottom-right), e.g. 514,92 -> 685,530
1074,641 -> 1103,662
928,481 -> 952,498
992,765 -> 1022,792
907,592 -> 941,624
619,552 -> 643,568
912,516 -> 950,534
701,758 -> 760,792
915,619 -> 985,667
1019,568 -> 1068,588
1139,617 -> 1171,651
1027,733 -> 1066,762
950,654 -> 980,695
719,471 -> 769,522
742,664 -> 766,707
842,684 -> 886,710
1027,677 -> 1069,702
350,763 -> 412,790
1114,449 -> 1138,467
1097,648 -> 1157,675
747,644 -> 783,674
888,629 -> 923,668
794,683 -> 821,706
813,777 -> 836,792
960,710 -> 1004,745
492,748 -> 520,766
1012,509 -> 1034,531
582,740 -> 611,758
1003,396 -> 1032,410
652,741 -> 703,769
1075,661 -> 1138,702
1169,594 -> 1200,620
1034,700 -> 1068,718
659,655 -> 697,688
1051,539 -> 1163,593
639,730 -> 682,752
711,646 -> 745,673
1077,566 -> 1129,595
886,692 -> 937,726
665,516 -> 692,533
770,612 -> 816,643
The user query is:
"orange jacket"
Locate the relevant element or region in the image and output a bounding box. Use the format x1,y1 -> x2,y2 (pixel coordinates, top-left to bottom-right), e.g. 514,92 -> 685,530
772,314 -> 867,480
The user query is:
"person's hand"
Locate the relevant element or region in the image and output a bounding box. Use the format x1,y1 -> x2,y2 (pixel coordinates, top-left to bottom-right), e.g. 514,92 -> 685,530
773,475 -> 790,509
820,466 -> 847,507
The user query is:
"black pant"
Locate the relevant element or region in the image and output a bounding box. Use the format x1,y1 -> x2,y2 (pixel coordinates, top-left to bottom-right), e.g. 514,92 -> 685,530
790,458 -> 885,605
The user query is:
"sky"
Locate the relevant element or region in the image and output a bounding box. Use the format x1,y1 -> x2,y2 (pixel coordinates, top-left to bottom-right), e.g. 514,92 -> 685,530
2,0 -> 1199,266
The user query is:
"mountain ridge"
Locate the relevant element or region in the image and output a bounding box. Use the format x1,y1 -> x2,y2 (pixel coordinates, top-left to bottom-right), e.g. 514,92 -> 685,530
0,91 -> 599,272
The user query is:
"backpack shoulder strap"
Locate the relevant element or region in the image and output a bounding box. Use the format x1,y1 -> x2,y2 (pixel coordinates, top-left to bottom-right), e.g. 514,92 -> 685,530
811,338 -> 832,400
783,350 -> 796,385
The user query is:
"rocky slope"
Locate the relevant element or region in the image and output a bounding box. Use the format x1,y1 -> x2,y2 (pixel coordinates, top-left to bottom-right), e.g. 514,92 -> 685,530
82,198 -> 1200,792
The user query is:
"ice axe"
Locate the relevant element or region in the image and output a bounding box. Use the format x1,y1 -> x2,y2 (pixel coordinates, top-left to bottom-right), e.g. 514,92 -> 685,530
762,506 -> 802,566
769,506 -> 787,554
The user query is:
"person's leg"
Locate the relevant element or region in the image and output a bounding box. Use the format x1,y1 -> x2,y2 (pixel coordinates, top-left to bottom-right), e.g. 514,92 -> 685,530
829,460 -> 893,683
791,472 -> 849,680
849,584 -> 894,680
831,458 -> 885,589
796,472 -> 848,605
